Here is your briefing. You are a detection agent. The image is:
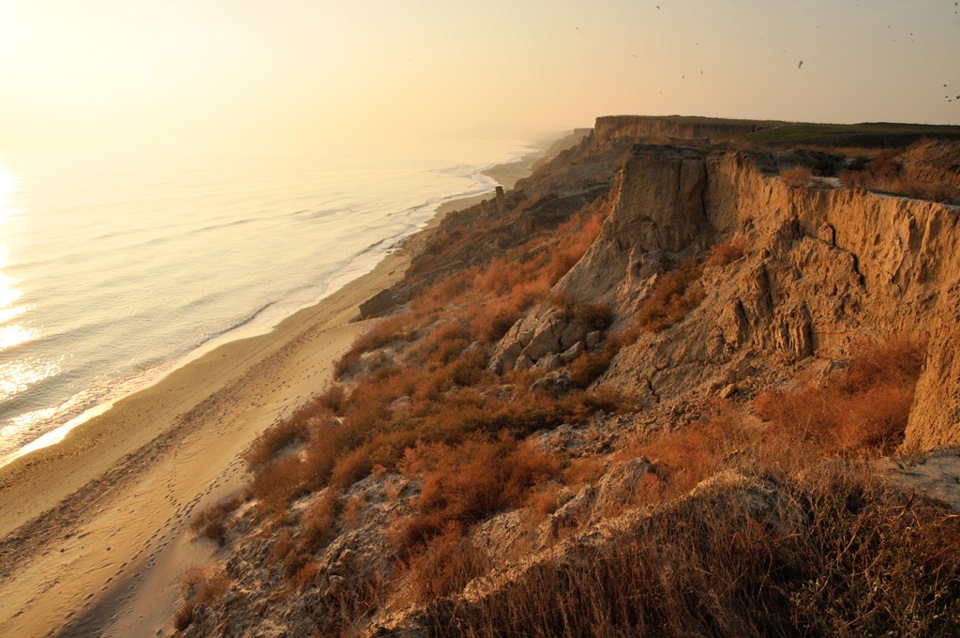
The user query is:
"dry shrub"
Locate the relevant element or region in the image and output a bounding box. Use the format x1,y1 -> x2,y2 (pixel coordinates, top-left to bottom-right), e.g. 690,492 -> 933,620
791,464 -> 960,637
409,321 -> 472,369
406,522 -> 491,601
627,408 -> 751,500
294,560 -> 322,590
342,493 -> 367,527
393,436 -> 561,555
181,565 -> 230,617
632,257 -> 706,334
704,239 -> 745,268
470,298 -> 522,342
335,314 -> 417,379
243,418 -> 308,470
415,465 -> 960,638
244,403 -> 338,480
757,335 -> 925,463
562,455 -> 607,488
315,384 -> 345,414
301,489 -> 340,553
547,209 -> 605,283
567,345 -> 615,388
551,293 -> 614,331
249,453 -> 313,512
780,166 -> 816,188
190,494 -> 244,545
270,528 -> 295,565
840,150 -> 960,204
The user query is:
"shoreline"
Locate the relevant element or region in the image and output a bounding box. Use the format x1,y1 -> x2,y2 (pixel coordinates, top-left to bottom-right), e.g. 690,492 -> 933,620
0,146 -> 543,637
0,145 -> 536,471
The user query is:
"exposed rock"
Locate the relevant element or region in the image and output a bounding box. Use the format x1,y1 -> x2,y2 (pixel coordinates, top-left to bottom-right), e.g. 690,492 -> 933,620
593,457 -> 652,516
585,330 -> 602,348
548,485 -> 597,534
533,353 -> 562,372
559,341 -> 585,363
884,448 -> 960,512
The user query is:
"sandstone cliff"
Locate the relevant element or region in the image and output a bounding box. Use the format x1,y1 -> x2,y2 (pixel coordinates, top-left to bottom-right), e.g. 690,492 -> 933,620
549,142 -> 960,448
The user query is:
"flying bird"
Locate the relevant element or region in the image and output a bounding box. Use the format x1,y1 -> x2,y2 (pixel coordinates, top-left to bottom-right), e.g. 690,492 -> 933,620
798,60 -> 803,70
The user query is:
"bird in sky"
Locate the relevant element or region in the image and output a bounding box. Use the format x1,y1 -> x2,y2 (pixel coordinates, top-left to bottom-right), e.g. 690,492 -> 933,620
798,60 -> 804,70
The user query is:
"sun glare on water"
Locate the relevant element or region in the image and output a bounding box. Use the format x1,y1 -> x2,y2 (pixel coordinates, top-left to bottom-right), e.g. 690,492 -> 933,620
0,165 -> 15,207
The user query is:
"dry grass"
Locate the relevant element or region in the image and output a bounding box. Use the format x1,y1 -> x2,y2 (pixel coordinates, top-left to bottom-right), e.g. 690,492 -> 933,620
413,464 -> 960,638
300,489 -> 340,553
405,522 -> 491,601
756,335 -> 925,463
840,150 -> 960,204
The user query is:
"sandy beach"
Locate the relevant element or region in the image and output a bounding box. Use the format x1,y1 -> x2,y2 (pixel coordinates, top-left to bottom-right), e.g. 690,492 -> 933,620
0,155 -> 536,637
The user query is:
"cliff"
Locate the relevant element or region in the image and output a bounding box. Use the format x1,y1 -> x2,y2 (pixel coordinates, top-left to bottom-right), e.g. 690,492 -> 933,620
172,117 -> 960,638
553,143 -> 960,449
594,114 -> 787,147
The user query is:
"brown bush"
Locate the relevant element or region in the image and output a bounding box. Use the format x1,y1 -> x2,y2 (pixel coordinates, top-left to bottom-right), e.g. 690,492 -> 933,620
269,529 -> 295,565
704,240 -> 745,268
757,335 -> 925,461
631,258 -> 706,334
243,419 -> 308,470
250,454 -> 308,511
393,436 -> 561,554
190,494 -> 244,545
780,166 -> 816,188
626,407 -> 750,500
300,490 -> 340,553
334,314 -> 418,379
406,522 -> 491,601
840,151 -> 960,204
181,565 -> 230,613
567,346 -> 615,389
294,560 -> 322,590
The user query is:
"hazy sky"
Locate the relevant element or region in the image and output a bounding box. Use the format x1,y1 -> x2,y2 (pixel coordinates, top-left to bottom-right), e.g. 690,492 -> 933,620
1,0 -> 958,152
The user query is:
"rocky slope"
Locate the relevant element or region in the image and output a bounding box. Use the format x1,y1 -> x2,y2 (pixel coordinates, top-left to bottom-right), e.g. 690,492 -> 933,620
172,118 -> 960,637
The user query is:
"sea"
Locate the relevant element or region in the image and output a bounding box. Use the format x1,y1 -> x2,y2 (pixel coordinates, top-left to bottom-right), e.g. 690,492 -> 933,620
0,139 -> 532,467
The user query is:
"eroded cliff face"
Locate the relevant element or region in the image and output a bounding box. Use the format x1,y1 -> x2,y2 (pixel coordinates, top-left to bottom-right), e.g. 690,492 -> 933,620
554,143 -> 960,449
594,115 -> 785,147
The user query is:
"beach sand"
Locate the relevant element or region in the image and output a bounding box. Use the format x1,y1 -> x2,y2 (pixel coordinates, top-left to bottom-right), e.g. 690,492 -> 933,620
0,156 -> 533,637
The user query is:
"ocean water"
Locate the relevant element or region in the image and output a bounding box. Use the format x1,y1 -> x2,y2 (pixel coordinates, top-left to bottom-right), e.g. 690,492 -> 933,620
0,140 -> 529,466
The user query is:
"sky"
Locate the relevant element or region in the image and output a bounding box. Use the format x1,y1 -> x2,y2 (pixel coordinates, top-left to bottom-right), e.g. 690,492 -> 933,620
0,0 -> 958,153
